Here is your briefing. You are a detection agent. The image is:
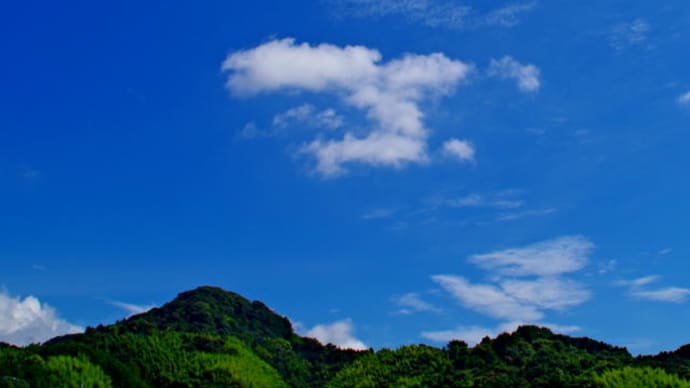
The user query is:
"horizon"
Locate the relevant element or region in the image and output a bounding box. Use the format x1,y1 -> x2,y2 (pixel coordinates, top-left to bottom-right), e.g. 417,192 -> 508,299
2,1 -> 690,356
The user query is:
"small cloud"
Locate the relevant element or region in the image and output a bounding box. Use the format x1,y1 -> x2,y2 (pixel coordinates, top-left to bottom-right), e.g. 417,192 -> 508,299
304,319 -> 367,350
393,292 -> 442,315
447,194 -> 524,209
272,104 -> 344,129
432,275 -> 543,321
483,1 -> 538,28
678,92 -> 690,106
616,275 -> 661,288
442,139 -> 475,162
609,18 -> 650,51
331,0 -> 537,30
468,235 -> 592,277
487,56 -> 541,92
109,301 -> 156,317
617,275 -> 690,303
496,207 -> 557,221
597,259 -> 617,275
31,264 -> 48,272
632,288 -> 690,303
237,122 -> 261,139
0,291 -> 82,346
361,208 -> 397,220
658,248 -> 672,256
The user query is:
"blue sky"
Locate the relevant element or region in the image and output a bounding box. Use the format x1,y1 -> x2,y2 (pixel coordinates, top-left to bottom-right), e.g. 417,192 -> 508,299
1,0 -> 690,353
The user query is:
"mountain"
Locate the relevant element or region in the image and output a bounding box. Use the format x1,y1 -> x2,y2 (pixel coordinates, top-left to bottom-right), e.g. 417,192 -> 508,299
1,286 -> 690,387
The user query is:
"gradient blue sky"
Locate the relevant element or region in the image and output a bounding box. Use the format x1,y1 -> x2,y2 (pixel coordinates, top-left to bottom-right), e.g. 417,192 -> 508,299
2,0 -> 690,354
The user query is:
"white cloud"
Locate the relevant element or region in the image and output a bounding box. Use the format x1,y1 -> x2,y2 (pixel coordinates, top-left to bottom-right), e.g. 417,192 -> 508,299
469,235 -> 592,277
272,104 -> 344,129
304,319 -> 368,350
332,0 -> 471,29
678,92 -> 690,105
430,237 -> 592,335
496,207 -> 557,221
442,139 -> 475,162
332,0 -> 536,30
483,2 -> 538,27
488,56 -> 541,92
632,288 -> 690,303
432,275 -> 543,321
422,321 -> 579,346
446,194 -> 524,209
0,291 -> 82,346
499,277 -> 590,310
609,19 -> 650,51
393,292 -> 442,314
617,275 -> 661,288
617,275 -> 690,303
109,301 -> 156,317
223,38 -> 473,177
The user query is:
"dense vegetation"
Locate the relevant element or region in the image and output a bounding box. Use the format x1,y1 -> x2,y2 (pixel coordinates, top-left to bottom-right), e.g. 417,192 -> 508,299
2,286 -> 690,387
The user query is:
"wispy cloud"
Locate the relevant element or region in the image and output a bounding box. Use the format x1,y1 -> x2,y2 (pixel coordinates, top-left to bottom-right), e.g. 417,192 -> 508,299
428,236 -> 591,343
608,18 -> 651,51
483,2 -> 538,28
303,319 -> 368,350
0,291 -> 82,346
433,275 -> 543,321
617,275 -> 690,303
678,92 -> 690,106
468,235 -> 592,277
393,292 -> 442,315
496,207 -> 557,221
272,104 -> 344,129
487,56 -> 541,92
632,288 -> 690,303
223,38 -> 473,177
109,301 -> 156,316
442,139 -> 475,163
446,193 -> 524,210
331,0 -> 537,30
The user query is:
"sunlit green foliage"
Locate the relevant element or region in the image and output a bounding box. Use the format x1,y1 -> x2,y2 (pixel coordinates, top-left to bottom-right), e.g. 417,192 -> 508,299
593,366 -> 690,387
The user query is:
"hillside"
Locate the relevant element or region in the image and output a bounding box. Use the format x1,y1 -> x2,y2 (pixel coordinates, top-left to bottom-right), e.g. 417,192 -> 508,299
1,286 -> 690,387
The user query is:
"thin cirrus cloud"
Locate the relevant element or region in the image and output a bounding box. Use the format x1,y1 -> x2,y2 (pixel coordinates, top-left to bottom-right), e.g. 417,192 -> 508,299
109,301 -> 156,317
303,319 -> 368,350
393,292 -> 442,315
468,235 -> 592,277
487,56 -> 541,92
608,18 -> 650,51
222,38 -> 474,177
425,236 -> 593,344
0,291 -> 82,346
678,92 -> 690,106
445,193 -> 524,209
331,0 -> 537,30
618,275 -> 690,303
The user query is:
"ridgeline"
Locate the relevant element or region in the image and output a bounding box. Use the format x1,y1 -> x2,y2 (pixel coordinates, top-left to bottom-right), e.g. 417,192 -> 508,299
1,286 -> 690,387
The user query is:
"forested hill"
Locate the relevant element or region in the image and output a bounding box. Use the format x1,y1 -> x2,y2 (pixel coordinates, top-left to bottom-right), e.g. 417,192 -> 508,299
2,286 -> 690,387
